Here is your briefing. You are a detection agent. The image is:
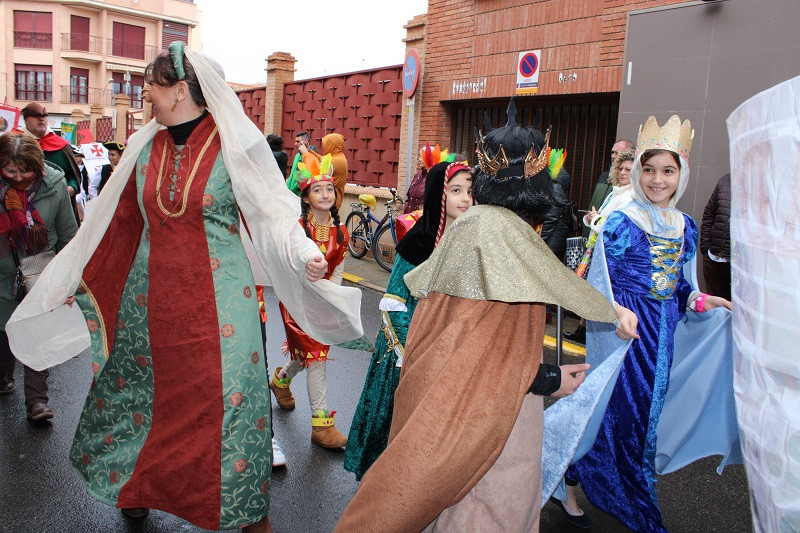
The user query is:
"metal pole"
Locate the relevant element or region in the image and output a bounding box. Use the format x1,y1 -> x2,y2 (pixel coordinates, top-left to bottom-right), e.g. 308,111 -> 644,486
556,305 -> 563,366
405,96 -> 415,195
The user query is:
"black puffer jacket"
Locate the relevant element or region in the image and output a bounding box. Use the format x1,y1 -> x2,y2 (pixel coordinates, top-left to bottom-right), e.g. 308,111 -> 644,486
700,173 -> 731,259
540,171 -> 574,261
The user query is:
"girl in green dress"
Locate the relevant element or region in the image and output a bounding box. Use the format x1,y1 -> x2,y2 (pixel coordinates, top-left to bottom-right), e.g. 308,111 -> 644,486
344,160 -> 473,479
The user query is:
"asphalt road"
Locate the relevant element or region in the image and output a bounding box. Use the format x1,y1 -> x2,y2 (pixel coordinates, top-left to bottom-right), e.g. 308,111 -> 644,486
0,284 -> 753,532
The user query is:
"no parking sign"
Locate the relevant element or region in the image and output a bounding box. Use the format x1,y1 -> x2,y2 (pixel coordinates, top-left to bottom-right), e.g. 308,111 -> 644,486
516,50 -> 541,95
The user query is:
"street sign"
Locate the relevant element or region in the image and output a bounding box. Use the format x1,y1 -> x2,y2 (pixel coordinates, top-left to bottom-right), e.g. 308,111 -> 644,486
403,49 -> 421,99
516,50 -> 541,95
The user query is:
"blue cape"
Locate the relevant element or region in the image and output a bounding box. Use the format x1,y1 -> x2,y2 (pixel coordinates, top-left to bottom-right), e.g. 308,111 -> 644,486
541,228 -> 741,505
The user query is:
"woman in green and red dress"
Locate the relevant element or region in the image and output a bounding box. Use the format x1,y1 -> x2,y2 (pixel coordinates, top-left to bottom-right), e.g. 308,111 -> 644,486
6,44 -> 363,533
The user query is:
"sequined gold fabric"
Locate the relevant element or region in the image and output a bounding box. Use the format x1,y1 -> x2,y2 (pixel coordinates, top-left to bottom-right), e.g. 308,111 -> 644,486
403,205 -> 618,322
646,234 -> 684,300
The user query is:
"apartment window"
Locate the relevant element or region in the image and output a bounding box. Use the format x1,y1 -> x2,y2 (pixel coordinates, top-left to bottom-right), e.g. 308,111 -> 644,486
15,65 -> 53,101
14,11 -> 53,49
70,68 -> 89,103
112,72 -> 145,109
112,22 -> 146,59
70,15 -> 91,52
162,22 -> 189,48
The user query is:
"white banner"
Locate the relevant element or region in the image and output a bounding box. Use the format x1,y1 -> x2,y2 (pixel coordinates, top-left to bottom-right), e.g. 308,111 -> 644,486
727,75 -> 800,532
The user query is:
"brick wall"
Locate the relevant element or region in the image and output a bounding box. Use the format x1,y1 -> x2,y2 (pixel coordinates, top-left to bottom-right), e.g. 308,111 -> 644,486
280,66 -> 404,188
236,86 -> 267,132
418,0 -> 690,147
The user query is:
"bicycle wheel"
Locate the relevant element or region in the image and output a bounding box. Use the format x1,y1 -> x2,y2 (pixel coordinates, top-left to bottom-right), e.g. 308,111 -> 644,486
372,222 -> 397,272
346,211 -> 370,258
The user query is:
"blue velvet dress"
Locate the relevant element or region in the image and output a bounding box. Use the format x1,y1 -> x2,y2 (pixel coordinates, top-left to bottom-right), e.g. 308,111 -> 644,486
568,211 -> 696,533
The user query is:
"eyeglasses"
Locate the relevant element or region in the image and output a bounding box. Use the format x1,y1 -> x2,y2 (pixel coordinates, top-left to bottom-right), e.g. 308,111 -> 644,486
28,113 -> 48,119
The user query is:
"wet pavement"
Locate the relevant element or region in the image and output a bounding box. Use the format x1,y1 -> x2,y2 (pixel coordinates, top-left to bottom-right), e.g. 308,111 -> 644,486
0,282 -> 753,532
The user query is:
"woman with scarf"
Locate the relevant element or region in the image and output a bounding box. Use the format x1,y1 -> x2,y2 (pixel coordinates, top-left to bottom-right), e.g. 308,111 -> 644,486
5,43 -> 363,532
0,132 -> 78,420
565,148 -> 636,344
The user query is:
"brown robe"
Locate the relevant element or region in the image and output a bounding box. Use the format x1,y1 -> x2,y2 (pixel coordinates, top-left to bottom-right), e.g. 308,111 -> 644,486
335,292 -> 545,532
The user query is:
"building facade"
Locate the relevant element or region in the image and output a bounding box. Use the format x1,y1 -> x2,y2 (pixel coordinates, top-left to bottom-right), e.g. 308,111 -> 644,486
1,0 -> 199,133
404,0 -> 689,209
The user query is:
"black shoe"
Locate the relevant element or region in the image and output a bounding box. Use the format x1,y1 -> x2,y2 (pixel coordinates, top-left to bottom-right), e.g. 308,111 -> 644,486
563,324 -> 586,344
121,508 -> 150,520
26,402 -> 54,422
0,375 -> 14,395
550,497 -> 592,529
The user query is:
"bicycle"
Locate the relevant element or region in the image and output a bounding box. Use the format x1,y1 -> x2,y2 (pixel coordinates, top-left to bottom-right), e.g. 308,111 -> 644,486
345,188 -> 402,272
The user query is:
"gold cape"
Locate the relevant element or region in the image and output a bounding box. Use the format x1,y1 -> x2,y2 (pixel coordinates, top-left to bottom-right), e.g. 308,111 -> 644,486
405,204 -> 618,322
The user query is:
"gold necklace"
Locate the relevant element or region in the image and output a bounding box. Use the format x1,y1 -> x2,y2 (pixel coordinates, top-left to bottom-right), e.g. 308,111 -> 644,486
154,127 -> 218,225
309,212 -> 331,243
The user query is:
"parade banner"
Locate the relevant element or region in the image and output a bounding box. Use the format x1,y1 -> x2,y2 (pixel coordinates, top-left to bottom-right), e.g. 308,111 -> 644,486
60,122 -> 77,144
80,142 -> 108,197
77,128 -> 94,144
727,75 -> 800,532
0,104 -> 21,134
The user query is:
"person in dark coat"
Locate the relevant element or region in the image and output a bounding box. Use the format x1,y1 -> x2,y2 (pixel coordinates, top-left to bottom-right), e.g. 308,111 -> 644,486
540,169 -> 574,261
267,133 -> 288,179
72,146 -> 90,223
700,173 -> 731,300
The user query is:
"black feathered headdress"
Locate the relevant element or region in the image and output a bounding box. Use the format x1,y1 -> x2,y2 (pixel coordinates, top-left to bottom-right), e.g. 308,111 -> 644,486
472,99 -> 553,220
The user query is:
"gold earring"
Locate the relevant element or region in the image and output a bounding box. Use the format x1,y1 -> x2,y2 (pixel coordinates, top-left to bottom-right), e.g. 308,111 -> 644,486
171,99 -> 179,112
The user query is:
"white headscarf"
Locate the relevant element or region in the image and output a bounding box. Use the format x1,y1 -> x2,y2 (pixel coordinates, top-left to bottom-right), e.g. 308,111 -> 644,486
7,48 -> 364,371
620,150 -> 690,239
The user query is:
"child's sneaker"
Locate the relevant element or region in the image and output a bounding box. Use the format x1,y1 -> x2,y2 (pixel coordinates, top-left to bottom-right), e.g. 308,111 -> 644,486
272,438 -> 287,467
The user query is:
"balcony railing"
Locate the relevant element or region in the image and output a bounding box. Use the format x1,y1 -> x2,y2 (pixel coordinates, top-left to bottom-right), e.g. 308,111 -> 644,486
60,85 -> 111,105
107,39 -> 158,61
61,33 -> 103,54
15,83 -> 52,102
13,31 -> 53,49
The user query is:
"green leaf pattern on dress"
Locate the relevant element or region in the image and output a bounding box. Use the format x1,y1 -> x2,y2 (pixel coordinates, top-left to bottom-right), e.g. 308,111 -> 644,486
71,145 -> 272,528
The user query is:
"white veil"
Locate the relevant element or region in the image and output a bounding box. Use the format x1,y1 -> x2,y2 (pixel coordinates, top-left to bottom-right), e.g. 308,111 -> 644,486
7,48 -> 364,371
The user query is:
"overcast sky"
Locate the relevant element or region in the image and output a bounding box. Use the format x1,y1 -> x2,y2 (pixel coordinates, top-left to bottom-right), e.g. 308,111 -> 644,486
193,0 -> 429,84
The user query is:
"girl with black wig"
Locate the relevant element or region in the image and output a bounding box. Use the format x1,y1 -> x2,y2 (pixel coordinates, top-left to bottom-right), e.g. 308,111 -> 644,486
336,108 -> 620,532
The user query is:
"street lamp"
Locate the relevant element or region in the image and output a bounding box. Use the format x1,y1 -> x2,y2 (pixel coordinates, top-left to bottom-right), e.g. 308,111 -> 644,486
105,78 -> 114,105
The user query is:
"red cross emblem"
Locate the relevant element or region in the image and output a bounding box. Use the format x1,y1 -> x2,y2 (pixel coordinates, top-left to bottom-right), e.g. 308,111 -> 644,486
90,144 -> 104,157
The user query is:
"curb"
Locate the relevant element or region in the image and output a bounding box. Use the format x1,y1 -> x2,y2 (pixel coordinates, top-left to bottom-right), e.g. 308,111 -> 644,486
343,272 -> 386,293
543,335 -> 586,357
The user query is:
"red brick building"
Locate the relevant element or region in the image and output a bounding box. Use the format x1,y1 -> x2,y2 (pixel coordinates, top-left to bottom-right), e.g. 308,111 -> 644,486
403,0 -> 689,207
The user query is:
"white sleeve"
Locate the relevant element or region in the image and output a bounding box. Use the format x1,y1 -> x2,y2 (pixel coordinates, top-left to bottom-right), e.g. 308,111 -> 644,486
330,261 -> 344,285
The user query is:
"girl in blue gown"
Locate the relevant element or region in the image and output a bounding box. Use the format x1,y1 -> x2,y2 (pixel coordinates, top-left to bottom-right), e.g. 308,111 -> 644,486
565,116 -> 732,532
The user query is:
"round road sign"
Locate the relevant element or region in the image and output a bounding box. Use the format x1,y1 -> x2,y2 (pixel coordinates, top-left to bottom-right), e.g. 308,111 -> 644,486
403,49 -> 421,98
519,52 -> 539,78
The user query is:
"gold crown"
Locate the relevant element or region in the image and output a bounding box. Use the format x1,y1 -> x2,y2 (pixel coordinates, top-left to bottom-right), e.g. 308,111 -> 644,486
476,126 -> 552,180
636,115 -> 694,160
